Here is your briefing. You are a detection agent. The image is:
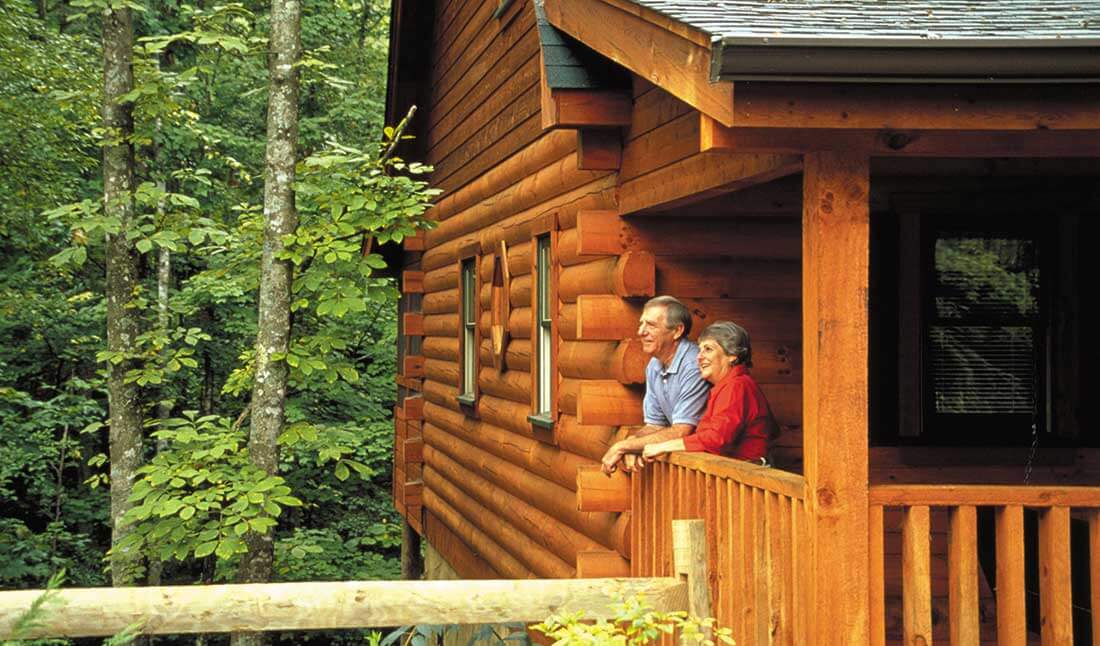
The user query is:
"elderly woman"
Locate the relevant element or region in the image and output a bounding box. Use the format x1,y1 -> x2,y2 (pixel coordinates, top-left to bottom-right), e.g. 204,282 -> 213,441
642,321 -> 777,463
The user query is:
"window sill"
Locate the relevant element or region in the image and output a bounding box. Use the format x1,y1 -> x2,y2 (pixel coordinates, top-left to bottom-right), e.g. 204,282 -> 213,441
527,413 -> 554,430
455,394 -> 477,416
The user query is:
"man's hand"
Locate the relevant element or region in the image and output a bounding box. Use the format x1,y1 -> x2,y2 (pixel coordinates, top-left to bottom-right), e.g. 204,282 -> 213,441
600,442 -> 626,475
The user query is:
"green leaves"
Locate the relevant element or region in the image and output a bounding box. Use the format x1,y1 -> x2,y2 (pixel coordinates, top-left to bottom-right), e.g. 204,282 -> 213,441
115,413 -> 303,567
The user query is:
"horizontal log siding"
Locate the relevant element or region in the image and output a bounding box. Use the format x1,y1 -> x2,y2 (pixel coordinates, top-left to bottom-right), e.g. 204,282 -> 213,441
426,1 -> 542,194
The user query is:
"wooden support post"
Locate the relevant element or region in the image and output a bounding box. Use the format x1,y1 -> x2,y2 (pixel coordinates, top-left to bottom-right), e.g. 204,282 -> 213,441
672,519 -> 713,645
403,230 -> 426,252
401,519 -> 423,580
802,151 -> 870,645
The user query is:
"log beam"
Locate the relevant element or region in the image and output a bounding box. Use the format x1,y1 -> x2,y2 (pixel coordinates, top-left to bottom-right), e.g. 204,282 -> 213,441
577,380 -> 644,426
578,129 -> 623,170
701,115 -> 1100,158
577,465 -> 631,512
0,577 -> 691,640
542,89 -> 632,130
618,151 -> 802,215
559,252 -> 655,302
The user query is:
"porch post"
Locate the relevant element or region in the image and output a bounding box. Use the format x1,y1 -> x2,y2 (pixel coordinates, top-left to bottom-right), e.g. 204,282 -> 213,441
801,151 -> 871,645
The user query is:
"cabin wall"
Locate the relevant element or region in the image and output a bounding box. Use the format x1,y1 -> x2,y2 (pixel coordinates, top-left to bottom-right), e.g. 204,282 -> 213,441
400,0 -> 807,580
402,0 -> 623,580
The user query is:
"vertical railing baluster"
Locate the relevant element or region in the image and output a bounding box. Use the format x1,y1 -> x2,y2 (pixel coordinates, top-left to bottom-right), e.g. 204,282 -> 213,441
1038,506 -> 1072,646
741,483 -> 755,644
754,488 -> 768,646
902,505 -> 932,645
775,494 -> 793,645
868,504 -> 885,646
793,497 -> 807,646
1091,510 -> 1100,646
948,505 -> 980,644
730,480 -> 744,644
995,505 -> 1027,646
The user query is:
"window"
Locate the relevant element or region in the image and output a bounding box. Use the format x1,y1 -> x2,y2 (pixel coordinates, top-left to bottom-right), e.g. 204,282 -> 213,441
528,234 -> 555,428
921,225 -> 1046,443
873,203 -> 1090,448
458,257 -> 477,406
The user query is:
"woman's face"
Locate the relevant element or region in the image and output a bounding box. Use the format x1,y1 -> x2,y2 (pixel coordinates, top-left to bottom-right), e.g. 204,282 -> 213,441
697,338 -> 735,384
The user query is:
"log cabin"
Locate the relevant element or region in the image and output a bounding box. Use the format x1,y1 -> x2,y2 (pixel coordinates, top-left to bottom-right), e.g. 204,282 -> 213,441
386,1 -> 1100,643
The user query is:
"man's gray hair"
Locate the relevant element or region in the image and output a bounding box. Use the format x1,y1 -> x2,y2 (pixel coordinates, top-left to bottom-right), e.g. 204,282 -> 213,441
644,295 -> 692,337
699,320 -> 753,368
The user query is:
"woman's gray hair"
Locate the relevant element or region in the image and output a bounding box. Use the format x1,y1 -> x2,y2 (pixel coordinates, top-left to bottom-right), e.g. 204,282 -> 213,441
644,295 -> 692,337
698,320 -> 753,368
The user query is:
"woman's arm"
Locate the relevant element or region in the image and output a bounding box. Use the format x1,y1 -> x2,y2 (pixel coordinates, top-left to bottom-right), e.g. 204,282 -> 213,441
642,438 -> 686,460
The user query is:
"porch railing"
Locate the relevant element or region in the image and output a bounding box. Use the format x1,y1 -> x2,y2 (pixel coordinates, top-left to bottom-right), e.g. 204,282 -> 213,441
632,453 -> 808,646
869,484 -> 1100,646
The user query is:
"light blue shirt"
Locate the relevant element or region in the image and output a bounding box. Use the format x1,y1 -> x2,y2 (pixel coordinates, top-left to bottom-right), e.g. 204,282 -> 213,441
643,339 -> 710,427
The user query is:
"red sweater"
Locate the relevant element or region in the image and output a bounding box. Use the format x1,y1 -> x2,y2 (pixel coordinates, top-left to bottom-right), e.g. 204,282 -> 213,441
682,365 -> 777,461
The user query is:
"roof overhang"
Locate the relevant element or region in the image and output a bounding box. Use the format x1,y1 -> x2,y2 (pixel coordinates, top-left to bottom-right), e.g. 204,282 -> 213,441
713,38 -> 1100,83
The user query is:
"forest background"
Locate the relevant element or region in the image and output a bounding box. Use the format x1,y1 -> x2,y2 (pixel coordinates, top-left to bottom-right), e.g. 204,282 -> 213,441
0,0 -> 429,641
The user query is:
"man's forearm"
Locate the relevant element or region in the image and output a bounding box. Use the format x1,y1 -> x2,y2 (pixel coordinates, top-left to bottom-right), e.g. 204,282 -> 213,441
617,423 -> 694,452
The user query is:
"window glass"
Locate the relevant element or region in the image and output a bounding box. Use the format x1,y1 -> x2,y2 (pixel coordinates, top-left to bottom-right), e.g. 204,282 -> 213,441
927,234 -> 1041,421
461,258 -> 476,398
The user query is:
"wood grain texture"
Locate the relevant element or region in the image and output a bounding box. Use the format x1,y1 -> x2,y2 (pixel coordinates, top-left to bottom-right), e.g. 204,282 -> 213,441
901,506 -> 932,646
0,576 -> 695,639
619,151 -> 801,215
577,465 -> 632,512
802,151 -> 871,646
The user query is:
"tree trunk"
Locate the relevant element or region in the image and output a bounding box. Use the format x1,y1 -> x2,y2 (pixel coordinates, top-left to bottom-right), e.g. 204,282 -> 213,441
102,0 -> 144,588
233,0 -> 300,641
148,240 -> 171,588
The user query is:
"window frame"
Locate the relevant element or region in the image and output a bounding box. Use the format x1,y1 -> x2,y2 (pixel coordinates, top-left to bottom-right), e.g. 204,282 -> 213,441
456,245 -> 481,410
526,217 -> 558,433
916,215 -> 1052,446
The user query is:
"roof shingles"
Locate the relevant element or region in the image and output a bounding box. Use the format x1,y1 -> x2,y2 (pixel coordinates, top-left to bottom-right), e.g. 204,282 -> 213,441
632,0 -> 1100,44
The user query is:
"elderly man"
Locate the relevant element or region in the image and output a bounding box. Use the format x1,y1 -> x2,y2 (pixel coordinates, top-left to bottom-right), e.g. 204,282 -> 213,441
599,295 -> 710,474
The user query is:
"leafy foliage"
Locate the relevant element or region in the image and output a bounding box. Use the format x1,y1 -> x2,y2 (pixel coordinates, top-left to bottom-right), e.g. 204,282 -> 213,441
532,595 -> 735,646
1,0 -> 425,626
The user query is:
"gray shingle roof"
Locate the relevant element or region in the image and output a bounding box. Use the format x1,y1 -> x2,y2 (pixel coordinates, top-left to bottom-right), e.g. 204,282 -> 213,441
632,1 -> 1100,45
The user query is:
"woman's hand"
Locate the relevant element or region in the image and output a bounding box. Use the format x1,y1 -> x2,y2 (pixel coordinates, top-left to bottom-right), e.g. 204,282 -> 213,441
642,443 -> 666,460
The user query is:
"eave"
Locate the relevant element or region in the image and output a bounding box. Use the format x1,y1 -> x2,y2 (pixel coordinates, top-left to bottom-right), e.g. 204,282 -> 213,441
713,39 -> 1100,84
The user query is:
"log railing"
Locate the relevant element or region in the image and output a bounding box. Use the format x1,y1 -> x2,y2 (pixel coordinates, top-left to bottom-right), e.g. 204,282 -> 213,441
0,521 -> 710,641
632,453 -> 808,645
869,484 -> 1100,646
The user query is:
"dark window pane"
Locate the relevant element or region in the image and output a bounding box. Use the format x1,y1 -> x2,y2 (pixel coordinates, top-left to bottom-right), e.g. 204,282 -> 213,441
933,237 -> 1039,321
930,325 -> 1035,414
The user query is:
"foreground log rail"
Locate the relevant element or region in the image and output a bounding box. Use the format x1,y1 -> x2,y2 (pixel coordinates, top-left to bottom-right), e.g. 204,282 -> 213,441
868,484 -> 1100,646
0,521 -> 709,641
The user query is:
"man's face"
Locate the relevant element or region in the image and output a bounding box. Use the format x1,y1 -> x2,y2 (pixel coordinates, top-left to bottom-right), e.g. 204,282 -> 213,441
637,305 -> 680,358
